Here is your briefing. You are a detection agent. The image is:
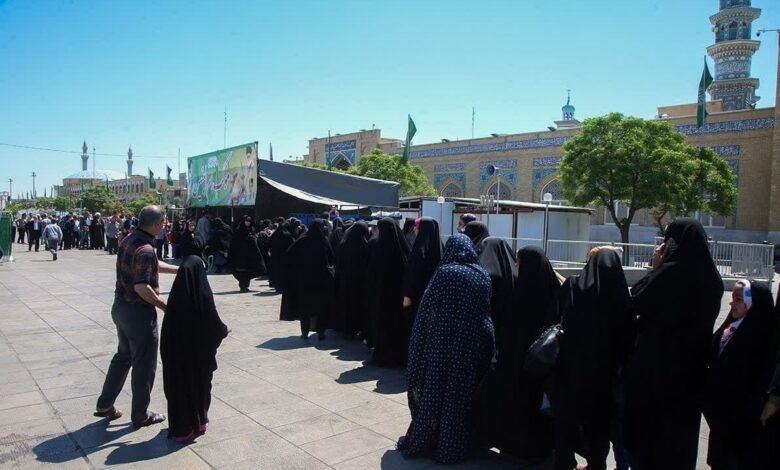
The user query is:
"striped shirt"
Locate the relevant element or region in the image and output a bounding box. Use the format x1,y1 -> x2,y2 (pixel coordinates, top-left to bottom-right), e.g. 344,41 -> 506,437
114,229 -> 159,304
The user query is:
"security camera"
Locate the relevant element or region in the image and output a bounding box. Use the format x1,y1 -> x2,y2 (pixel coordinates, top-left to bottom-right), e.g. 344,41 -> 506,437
756,31 -> 761,37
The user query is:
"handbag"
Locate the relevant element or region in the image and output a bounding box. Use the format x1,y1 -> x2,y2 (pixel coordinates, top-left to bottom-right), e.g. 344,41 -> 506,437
524,324 -> 564,380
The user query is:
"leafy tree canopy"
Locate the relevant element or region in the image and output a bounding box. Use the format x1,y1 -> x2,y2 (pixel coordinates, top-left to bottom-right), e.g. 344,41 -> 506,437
347,150 -> 436,197
559,113 -> 736,243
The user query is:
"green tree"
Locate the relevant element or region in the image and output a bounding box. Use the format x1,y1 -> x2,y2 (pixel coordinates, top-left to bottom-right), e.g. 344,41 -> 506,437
348,149 -> 436,197
649,146 -> 737,232
126,194 -> 160,217
80,186 -> 122,215
559,113 -> 736,244
52,197 -> 76,213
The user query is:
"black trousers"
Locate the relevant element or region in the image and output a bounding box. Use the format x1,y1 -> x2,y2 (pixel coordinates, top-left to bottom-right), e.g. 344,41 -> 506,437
97,299 -> 159,426
107,237 -> 118,255
28,232 -> 40,251
17,228 -> 25,243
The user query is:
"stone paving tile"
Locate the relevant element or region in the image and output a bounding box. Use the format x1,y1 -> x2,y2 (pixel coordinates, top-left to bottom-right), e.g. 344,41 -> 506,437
271,412 -> 362,446
0,246 -> 742,469
300,427 -> 394,466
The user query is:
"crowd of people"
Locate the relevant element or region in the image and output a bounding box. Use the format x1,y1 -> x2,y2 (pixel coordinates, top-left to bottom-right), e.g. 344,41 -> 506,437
263,213 -> 780,470
15,205 -> 778,469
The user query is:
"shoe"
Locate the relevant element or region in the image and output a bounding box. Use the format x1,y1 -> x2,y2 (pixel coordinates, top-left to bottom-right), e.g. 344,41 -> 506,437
93,406 -> 123,421
317,332 -> 326,340
135,412 -> 166,428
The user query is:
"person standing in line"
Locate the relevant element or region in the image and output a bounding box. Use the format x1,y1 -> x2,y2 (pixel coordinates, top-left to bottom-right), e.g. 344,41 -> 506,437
623,219 -> 723,470
228,215 -> 265,293
43,220 -> 63,261
196,210 -> 211,242
94,205 -> 178,428
154,217 -> 168,260
27,215 -> 41,252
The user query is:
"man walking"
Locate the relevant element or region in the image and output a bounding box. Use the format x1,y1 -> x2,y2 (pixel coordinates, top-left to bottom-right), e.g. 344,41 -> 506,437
27,215 -> 41,252
106,215 -> 119,255
43,221 -> 63,261
94,205 -> 178,427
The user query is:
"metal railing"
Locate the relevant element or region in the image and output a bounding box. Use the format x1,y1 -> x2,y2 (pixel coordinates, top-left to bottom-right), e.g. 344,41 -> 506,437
441,235 -> 776,284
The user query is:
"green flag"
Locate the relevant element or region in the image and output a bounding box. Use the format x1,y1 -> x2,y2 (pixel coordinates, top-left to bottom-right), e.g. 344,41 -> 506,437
697,57 -> 713,128
148,169 -> 156,189
166,165 -> 173,186
402,115 -> 417,163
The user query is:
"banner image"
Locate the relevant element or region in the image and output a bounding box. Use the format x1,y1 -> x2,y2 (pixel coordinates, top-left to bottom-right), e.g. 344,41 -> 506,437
188,143 -> 258,207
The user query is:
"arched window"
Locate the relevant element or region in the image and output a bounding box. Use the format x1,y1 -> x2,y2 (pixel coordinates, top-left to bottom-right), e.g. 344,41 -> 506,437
728,21 -> 739,40
332,156 -> 352,171
540,179 -> 566,205
440,183 -> 463,198
486,181 -> 512,199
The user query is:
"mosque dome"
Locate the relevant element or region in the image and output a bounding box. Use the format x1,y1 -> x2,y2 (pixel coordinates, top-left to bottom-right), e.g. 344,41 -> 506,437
65,169 -> 125,181
561,91 -> 575,121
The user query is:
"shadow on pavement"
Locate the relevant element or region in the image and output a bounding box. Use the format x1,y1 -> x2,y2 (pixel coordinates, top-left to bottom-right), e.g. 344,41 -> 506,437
253,290 -> 281,297
33,422 -> 182,466
258,335 -> 318,351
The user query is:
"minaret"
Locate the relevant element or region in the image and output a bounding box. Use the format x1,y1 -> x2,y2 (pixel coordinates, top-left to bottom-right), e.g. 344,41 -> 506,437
81,140 -> 89,171
707,0 -> 761,111
555,90 -> 580,129
127,146 -> 134,176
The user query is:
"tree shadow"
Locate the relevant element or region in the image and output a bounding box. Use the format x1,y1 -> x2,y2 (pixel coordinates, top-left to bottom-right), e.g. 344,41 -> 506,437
33,421 -> 182,465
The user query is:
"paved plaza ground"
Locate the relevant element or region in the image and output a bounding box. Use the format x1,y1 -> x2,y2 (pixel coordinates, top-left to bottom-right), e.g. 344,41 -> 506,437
0,246 -> 764,469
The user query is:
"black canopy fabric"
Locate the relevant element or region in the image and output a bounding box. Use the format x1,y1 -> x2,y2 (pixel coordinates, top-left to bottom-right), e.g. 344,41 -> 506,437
256,159 -> 400,215
624,218 -> 724,470
161,256 -> 228,439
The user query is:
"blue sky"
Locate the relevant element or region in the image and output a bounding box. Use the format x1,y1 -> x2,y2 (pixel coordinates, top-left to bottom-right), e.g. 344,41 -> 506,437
1,0 -> 778,197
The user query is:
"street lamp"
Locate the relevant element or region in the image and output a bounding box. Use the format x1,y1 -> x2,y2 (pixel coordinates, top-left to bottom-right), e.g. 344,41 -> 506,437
437,195 -> 445,234
542,192 -> 553,254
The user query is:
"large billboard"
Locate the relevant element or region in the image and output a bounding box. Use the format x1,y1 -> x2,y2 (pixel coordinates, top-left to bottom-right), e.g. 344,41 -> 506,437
188,142 -> 258,207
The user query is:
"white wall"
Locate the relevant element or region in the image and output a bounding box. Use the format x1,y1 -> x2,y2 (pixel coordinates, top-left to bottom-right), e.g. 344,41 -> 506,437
421,200 -> 455,236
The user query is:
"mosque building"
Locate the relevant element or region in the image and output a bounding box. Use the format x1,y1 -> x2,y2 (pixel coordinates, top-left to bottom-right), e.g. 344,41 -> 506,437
59,141 -> 185,204
304,0 -> 780,243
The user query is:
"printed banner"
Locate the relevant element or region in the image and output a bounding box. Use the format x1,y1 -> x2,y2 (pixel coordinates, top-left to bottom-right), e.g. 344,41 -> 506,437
188,143 -> 258,207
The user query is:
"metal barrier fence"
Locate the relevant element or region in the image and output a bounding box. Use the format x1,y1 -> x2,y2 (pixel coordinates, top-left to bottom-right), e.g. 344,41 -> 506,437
441,235 -> 775,283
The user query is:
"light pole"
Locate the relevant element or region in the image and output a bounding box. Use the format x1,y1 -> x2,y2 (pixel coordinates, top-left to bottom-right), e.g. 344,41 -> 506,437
8,178 -> 12,202
437,195 -> 445,235
31,172 -> 37,200
542,192 -> 553,254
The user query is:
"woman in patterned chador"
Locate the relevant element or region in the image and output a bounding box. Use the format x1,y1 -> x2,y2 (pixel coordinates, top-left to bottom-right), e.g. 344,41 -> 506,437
397,233 -> 495,464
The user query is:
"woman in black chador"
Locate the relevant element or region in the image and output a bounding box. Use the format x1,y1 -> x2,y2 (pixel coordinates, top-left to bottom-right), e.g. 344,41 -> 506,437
553,249 -> 635,470
463,221 -> 490,253
284,219 -> 335,339
178,220 -> 204,260
335,221 -> 370,337
228,215 -> 266,292
161,256 -> 229,443
328,217 -> 346,254
402,218 -> 417,249
402,217 -> 442,323
269,220 -> 295,292
624,218 -> 723,470
702,280 -> 778,470
366,217 -> 410,367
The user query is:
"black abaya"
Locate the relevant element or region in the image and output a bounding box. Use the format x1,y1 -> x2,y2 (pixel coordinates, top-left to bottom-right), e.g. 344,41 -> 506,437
270,222 -> 295,294
553,250 -> 635,470
402,218 -> 417,249
402,217 -> 442,317
228,222 -> 266,291
284,219 -> 335,336
703,281 -> 779,470
160,256 -> 228,439
335,221 -> 370,336
624,218 -> 723,470
178,228 -> 204,260
463,221 -> 490,253
366,217 -> 410,367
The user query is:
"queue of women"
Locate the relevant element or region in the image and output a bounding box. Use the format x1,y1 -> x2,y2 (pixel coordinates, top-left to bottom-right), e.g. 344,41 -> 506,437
163,211 -> 780,469
262,215 -> 779,470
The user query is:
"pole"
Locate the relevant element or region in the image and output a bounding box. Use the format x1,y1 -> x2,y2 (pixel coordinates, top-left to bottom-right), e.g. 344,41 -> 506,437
543,201 -> 551,254
31,172 -> 36,200
8,179 -> 12,202
92,145 -> 96,179
177,148 -> 181,181
495,174 -> 501,216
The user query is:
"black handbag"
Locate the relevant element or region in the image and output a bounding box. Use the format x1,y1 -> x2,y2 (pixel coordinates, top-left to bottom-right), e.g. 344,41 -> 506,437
524,324 -> 564,380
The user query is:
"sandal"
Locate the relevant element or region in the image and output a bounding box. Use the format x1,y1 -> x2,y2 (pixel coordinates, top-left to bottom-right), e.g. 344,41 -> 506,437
174,430 -> 194,443
135,412 -> 166,428
93,407 -> 123,421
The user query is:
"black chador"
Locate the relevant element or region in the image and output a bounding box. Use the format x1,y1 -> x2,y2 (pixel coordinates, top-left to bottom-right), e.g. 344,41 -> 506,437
160,256 -> 228,440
